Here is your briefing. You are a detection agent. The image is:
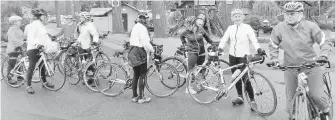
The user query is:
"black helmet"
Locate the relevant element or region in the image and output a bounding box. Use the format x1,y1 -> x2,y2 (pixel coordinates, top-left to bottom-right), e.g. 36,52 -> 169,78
31,8 -> 47,17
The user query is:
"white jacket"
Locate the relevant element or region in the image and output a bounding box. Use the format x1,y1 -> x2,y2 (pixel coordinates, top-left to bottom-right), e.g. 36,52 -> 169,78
129,23 -> 154,52
75,22 -> 99,49
26,20 -> 52,50
218,23 -> 260,57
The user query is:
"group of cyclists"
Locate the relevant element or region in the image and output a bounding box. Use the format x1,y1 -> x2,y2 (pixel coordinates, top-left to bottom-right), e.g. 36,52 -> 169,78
3,1 -> 335,119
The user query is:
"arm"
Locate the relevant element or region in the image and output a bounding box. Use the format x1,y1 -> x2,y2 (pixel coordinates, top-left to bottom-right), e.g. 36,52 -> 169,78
88,23 -> 99,43
268,27 -> 281,61
180,31 -> 187,44
247,25 -> 261,50
139,26 -> 154,52
218,26 -> 230,49
27,24 -> 37,47
202,29 -> 213,44
311,23 -> 332,58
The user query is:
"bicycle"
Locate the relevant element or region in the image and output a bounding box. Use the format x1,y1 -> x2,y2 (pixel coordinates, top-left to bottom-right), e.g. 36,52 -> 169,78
187,48 -> 277,116
95,44 -> 180,98
1,43 -> 40,83
162,44 -> 230,88
1,45 -> 65,91
63,33 -> 110,92
267,61 -> 333,120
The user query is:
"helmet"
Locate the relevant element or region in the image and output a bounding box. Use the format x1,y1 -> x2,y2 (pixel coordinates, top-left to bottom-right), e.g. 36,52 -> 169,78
231,9 -> 244,16
31,8 -> 47,17
283,2 -> 304,12
79,12 -> 91,19
138,12 -> 149,19
263,20 -> 269,23
8,15 -> 22,23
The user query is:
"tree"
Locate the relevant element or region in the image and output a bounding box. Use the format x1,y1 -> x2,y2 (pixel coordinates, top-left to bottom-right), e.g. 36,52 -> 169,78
252,1 -> 281,19
111,6 -> 124,33
55,1 -> 61,27
151,1 -> 168,37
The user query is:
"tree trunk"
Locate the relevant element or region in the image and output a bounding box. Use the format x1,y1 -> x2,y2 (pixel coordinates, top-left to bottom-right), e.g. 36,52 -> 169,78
55,1 -> 61,27
65,1 -> 71,15
112,6 -> 124,33
152,1 -> 168,38
74,1 -> 81,23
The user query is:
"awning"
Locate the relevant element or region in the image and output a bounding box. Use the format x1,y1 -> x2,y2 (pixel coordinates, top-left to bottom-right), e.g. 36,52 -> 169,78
90,8 -> 113,16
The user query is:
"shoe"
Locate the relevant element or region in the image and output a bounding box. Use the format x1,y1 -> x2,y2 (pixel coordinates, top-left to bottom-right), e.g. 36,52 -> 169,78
185,87 -> 197,95
27,86 -> 35,94
138,97 -> 151,104
321,112 -> 331,120
43,82 -> 55,88
250,100 -> 257,111
232,96 -> 244,105
132,96 -> 140,103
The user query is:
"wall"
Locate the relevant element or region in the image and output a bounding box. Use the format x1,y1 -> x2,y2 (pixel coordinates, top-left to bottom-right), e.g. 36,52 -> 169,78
92,16 -> 112,32
121,6 -> 138,32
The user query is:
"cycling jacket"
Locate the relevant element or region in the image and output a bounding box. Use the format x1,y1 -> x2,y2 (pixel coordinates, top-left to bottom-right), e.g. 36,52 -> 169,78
218,23 -> 260,57
74,21 -> 99,49
180,27 -> 213,55
269,20 -> 333,66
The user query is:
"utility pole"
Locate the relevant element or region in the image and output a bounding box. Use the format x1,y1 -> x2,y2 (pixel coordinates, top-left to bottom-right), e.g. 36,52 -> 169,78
55,1 -> 61,27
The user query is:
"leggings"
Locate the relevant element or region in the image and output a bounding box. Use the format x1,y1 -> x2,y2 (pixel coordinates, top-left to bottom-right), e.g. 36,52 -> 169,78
229,55 -> 254,100
26,49 -> 46,86
7,52 -> 21,76
132,62 -> 147,99
187,52 -> 205,71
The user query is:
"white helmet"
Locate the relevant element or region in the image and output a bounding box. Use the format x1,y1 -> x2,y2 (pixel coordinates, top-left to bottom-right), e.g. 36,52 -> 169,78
263,20 -> 269,23
79,12 -> 91,19
9,15 -> 22,23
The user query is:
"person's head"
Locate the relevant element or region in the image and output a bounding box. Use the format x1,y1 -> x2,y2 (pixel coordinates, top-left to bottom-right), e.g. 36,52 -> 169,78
79,12 -> 91,22
185,17 -> 204,32
8,15 -> 22,26
231,9 -> 245,25
31,8 -> 48,25
138,14 -> 149,25
282,2 -> 304,26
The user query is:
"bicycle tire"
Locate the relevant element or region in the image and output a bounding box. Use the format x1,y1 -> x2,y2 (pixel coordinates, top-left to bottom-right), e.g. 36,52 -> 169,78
187,65 -> 221,104
244,71 -> 277,116
290,91 -> 315,120
1,57 -> 25,88
83,52 -> 111,92
1,53 -> 8,81
161,56 -> 187,88
40,59 -> 66,91
64,55 -> 81,85
323,72 -> 333,119
146,62 -> 180,98
55,50 -> 67,75
96,62 -> 129,97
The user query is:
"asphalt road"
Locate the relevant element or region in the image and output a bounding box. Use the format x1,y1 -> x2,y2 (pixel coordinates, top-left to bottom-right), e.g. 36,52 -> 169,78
1,34 -> 335,120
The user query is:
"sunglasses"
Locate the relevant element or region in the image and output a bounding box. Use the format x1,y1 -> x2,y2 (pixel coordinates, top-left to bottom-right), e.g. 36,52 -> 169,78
283,12 -> 301,16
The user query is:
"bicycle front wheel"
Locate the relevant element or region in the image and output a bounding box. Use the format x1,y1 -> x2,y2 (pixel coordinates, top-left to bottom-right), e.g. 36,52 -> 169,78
187,65 -> 221,104
244,71 -> 277,116
146,62 -> 180,98
290,91 -> 315,120
95,62 -> 129,97
161,56 -> 187,88
1,57 -> 25,88
64,55 -> 81,85
40,59 -> 65,91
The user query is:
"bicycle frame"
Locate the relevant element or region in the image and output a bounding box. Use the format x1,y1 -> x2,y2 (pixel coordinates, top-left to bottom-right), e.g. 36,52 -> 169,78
9,50 -> 54,81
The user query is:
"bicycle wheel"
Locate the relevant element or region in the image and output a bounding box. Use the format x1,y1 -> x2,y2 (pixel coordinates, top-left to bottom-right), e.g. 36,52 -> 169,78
1,53 -> 7,80
55,50 -> 67,75
40,59 -> 66,91
217,59 -> 230,69
290,91 -> 314,120
96,62 -> 129,97
95,52 -> 111,63
1,57 -> 25,88
323,72 -> 333,119
244,71 -> 277,116
187,65 -> 221,104
64,55 -> 81,85
161,56 -> 187,88
146,62 -> 180,98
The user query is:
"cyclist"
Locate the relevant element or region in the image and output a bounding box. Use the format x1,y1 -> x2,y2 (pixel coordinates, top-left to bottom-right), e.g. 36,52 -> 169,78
217,8 -> 265,108
268,2 -> 333,119
128,14 -> 154,104
25,8 -> 55,94
59,16 -> 77,38
6,15 -> 25,84
180,17 -> 213,94
73,12 -> 99,86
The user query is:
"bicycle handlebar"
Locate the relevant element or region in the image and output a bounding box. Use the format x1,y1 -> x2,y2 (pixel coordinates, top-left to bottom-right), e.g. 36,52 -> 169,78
266,61 -> 331,70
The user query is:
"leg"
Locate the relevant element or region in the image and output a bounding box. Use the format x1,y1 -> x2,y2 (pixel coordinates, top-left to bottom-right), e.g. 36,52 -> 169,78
284,69 -> 298,114
185,53 -> 199,94
307,67 -> 331,113
7,52 -> 20,83
229,55 -> 245,105
132,65 -> 141,98
25,49 -> 40,94
138,62 -> 151,103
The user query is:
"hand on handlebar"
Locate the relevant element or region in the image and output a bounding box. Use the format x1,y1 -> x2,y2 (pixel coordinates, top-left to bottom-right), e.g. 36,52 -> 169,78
316,56 -> 329,63
266,60 -> 280,67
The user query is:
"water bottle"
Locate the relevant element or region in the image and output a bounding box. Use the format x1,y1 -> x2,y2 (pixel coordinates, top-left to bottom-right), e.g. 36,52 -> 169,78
230,69 -> 241,83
